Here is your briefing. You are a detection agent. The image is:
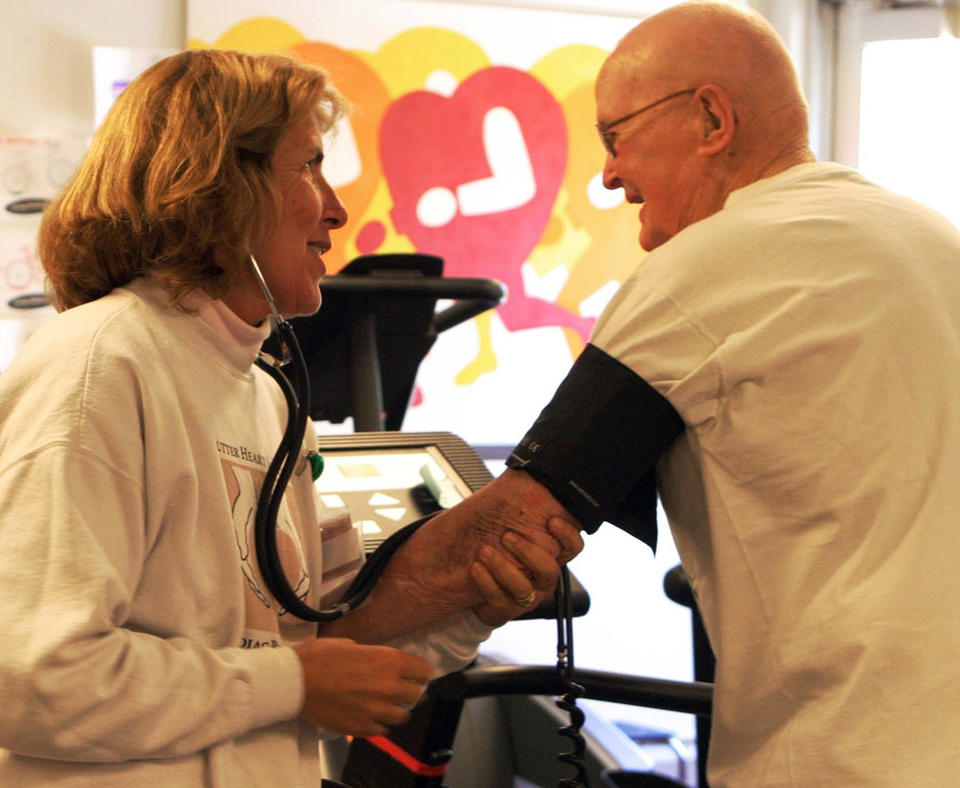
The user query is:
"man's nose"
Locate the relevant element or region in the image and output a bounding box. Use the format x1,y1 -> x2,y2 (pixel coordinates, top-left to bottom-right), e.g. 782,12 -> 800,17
602,157 -> 622,191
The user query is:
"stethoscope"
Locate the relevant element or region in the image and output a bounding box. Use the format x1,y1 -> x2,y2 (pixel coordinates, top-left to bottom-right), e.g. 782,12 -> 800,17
248,256 -> 589,785
248,255 -> 435,623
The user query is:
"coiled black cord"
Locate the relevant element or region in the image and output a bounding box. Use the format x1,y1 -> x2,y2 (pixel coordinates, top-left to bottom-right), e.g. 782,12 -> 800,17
555,565 -> 589,787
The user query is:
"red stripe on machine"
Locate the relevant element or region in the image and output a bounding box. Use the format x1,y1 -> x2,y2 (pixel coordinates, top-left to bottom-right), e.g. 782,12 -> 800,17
367,736 -> 448,777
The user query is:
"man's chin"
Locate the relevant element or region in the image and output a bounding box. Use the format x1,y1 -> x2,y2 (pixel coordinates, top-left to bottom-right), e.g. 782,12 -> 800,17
639,226 -> 670,252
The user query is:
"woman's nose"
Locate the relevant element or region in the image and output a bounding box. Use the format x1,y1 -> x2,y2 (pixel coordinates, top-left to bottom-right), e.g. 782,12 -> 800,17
322,181 -> 348,229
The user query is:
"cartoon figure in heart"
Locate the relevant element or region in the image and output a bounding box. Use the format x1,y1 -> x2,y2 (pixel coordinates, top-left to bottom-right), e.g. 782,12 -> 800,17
380,66 -> 595,344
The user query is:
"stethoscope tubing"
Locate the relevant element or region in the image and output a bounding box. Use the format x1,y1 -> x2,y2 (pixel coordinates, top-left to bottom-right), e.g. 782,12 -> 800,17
246,260 -> 588,785
255,316 -> 437,622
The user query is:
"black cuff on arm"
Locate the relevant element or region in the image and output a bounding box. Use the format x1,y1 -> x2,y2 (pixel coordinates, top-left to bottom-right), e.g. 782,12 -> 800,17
506,343 -> 684,550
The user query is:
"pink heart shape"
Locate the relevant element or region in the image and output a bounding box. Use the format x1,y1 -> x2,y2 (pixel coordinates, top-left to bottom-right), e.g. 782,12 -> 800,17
381,67 -> 591,338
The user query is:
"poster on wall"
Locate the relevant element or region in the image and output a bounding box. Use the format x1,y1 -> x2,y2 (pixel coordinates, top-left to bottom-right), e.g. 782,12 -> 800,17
188,0 -> 645,445
0,135 -> 85,307
0,135 -> 88,370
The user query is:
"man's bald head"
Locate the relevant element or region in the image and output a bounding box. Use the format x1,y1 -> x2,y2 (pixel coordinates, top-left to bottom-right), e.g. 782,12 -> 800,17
599,2 -> 811,173
595,2 -> 815,249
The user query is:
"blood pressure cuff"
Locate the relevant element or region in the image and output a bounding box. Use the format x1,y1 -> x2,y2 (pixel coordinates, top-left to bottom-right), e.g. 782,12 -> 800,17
505,343 -> 684,551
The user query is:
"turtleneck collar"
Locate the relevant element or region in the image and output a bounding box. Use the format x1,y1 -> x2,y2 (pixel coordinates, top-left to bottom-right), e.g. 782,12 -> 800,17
182,287 -> 271,365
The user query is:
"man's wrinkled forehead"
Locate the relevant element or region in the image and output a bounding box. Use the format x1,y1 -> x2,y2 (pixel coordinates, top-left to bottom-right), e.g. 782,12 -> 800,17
596,50 -> 661,116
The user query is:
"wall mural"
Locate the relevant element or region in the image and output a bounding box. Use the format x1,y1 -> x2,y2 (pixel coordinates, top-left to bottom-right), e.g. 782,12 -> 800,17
191,9 -> 645,444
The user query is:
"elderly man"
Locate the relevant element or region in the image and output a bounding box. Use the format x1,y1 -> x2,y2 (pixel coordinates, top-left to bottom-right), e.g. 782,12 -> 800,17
347,2 -> 960,785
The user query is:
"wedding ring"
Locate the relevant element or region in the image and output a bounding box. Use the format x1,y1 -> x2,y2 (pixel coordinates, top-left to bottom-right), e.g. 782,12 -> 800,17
516,591 -> 538,607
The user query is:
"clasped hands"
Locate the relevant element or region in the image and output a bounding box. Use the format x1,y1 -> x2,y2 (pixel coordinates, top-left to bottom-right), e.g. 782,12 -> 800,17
296,470 -> 583,737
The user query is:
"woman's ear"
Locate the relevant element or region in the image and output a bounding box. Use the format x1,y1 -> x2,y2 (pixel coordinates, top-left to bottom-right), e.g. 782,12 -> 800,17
695,84 -> 736,156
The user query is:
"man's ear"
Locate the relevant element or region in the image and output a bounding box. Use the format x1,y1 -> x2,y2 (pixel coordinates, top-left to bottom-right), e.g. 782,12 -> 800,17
695,85 -> 736,156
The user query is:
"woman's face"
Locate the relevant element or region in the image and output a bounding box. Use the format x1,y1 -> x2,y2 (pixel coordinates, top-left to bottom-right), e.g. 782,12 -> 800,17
225,111 -> 348,325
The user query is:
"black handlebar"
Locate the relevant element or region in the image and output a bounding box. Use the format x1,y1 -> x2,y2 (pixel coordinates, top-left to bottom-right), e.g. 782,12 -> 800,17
319,274 -> 506,335
453,664 -> 713,718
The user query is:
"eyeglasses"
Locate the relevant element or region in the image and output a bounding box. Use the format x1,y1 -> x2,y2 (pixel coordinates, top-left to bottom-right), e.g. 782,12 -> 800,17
596,88 -> 697,158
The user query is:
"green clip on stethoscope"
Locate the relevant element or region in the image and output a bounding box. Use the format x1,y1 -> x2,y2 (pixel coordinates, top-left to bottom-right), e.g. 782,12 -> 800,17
248,255 -> 435,623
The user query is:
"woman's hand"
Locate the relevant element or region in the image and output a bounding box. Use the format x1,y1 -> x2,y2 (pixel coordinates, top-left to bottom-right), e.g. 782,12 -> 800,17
470,517 -> 584,627
294,637 -> 432,737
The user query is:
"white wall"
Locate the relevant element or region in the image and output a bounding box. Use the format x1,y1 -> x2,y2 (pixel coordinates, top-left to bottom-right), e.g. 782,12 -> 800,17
2,0 -> 817,138
0,0 -> 186,137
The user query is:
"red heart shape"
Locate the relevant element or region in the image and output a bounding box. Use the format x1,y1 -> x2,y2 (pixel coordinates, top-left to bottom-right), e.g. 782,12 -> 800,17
381,66 -> 579,336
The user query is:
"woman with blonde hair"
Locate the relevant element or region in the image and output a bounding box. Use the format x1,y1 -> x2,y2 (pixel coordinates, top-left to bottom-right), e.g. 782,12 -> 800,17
0,49 -> 580,786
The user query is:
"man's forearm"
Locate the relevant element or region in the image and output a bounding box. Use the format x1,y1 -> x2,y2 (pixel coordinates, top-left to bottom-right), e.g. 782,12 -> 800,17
316,470 -> 576,644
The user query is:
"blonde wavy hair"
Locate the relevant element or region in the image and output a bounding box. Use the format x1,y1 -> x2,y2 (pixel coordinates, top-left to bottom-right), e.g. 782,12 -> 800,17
38,49 -> 347,311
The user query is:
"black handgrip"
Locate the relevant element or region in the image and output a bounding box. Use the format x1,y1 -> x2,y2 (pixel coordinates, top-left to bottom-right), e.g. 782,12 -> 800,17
455,665 -> 713,718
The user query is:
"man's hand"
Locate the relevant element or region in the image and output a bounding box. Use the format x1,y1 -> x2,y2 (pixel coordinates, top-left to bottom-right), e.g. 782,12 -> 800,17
471,517 -> 584,627
378,471 -> 580,615
316,470 -> 581,644
294,638 -> 432,737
